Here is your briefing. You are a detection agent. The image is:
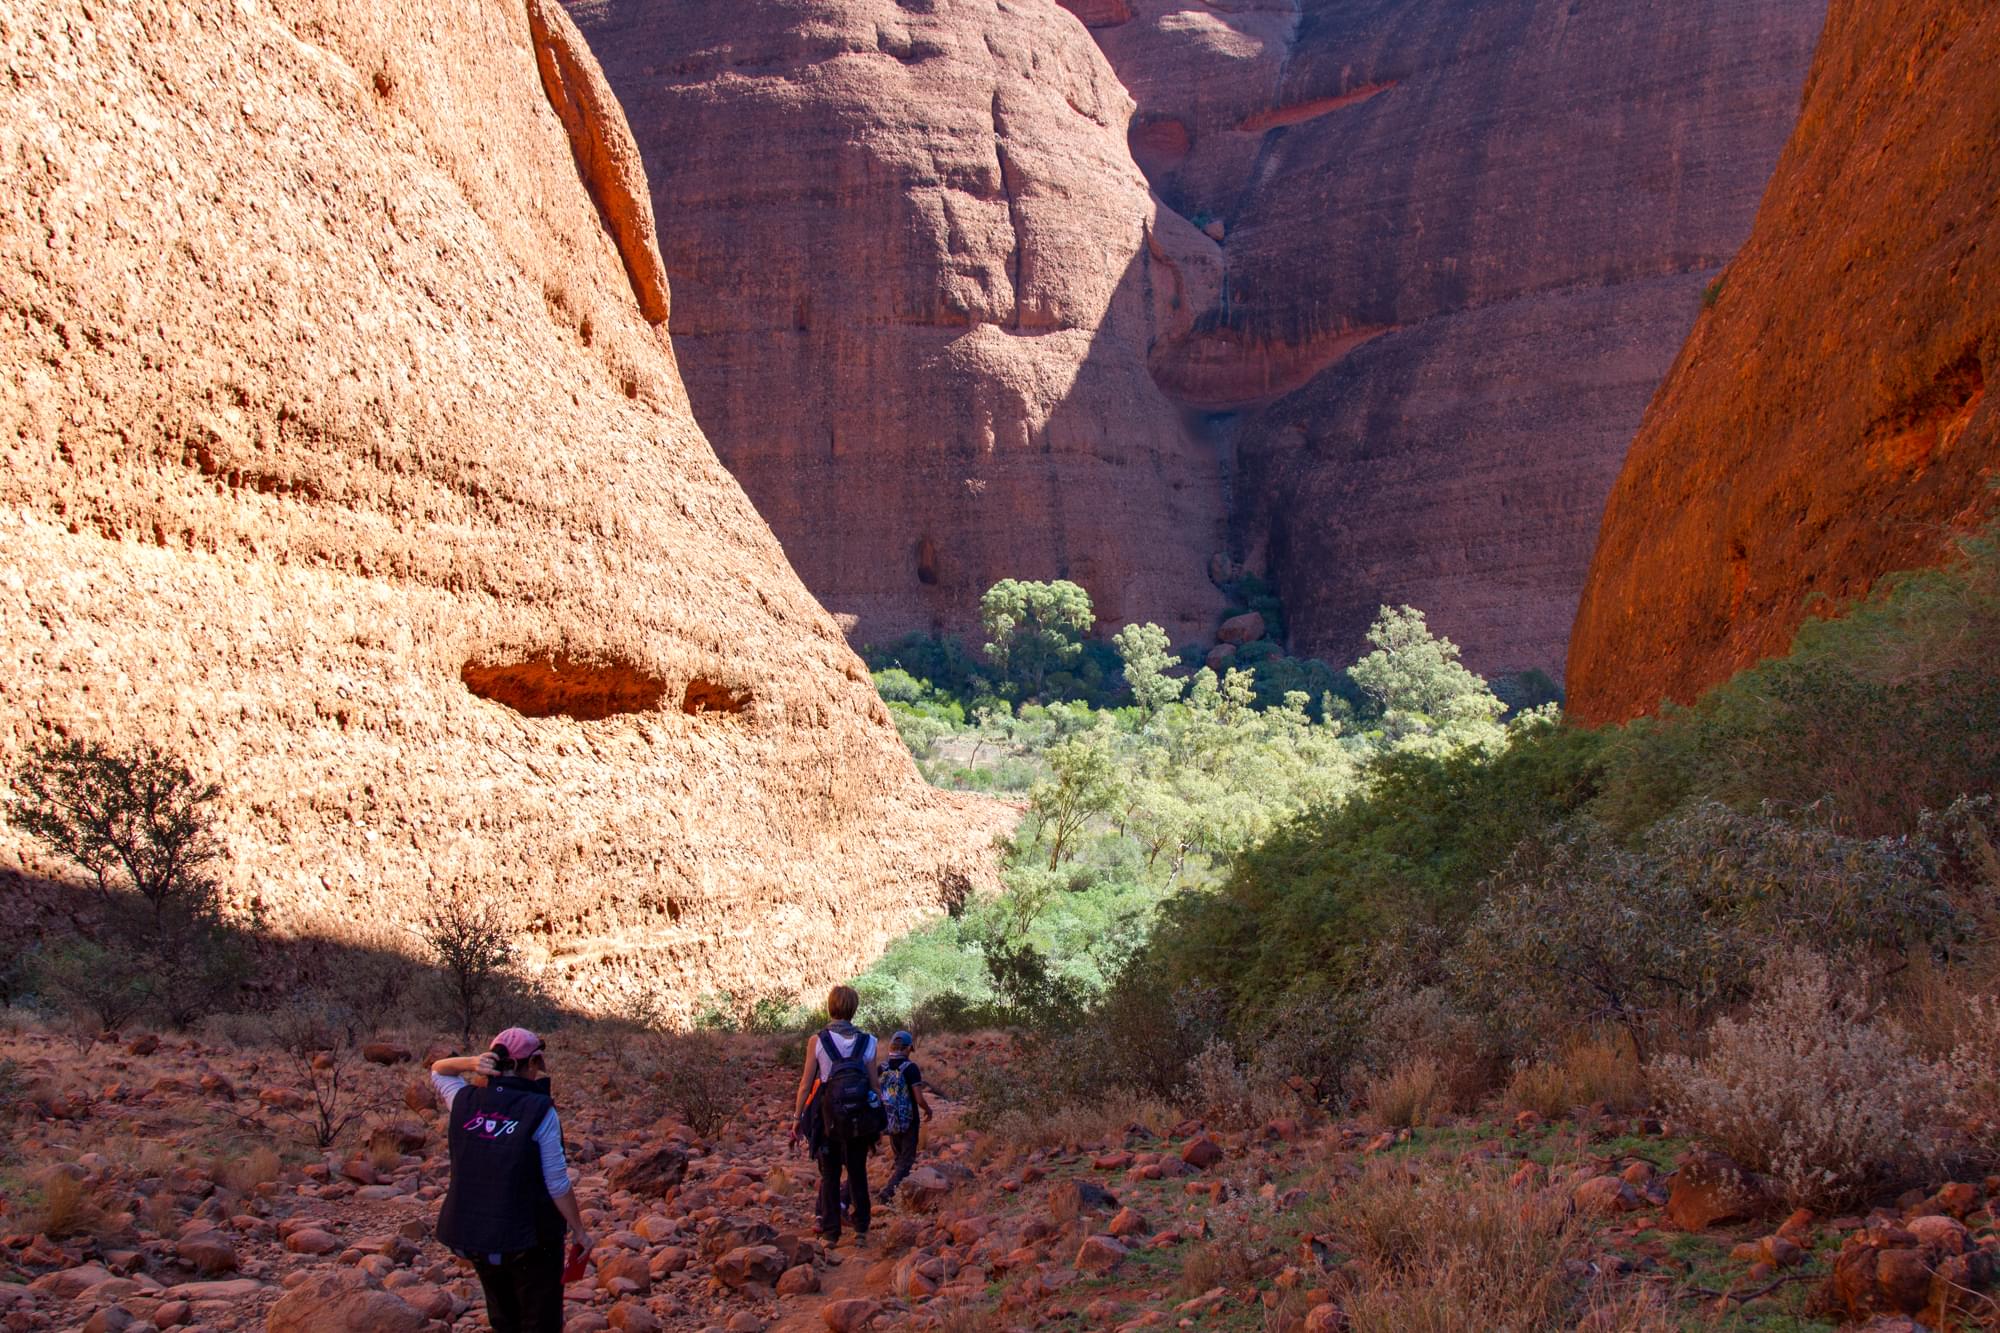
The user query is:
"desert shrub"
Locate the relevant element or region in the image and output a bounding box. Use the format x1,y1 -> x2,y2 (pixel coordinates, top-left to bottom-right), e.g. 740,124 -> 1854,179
908,990 -> 1003,1034
197,1009 -> 274,1048
693,991 -> 812,1036
320,930 -> 429,1037
151,912 -> 254,1029
1505,1032 -> 1648,1120
1455,804 -> 1961,1063
0,935 -> 38,1009
1183,1039 -> 1289,1129
1648,801 -> 1957,961
967,970 -> 1223,1125
418,882 -> 517,1048
1932,993 -> 2000,1147
1355,984 -> 1496,1104
1248,987 -> 1367,1111
1651,953 -> 1959,1207
1592,526 -> 2000,837
9,735 -> 223,914
996,1091 -> 1180,1158
9,735 -> 253,1026
1451,825 -> 1753,1062
644,1031 -> 740,1136
268,999 -> 365,1150
38,938 -> 156,1037
1173,1204 -> 1270,1298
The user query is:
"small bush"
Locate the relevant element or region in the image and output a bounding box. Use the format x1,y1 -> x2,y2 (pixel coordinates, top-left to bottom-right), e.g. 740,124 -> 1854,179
322,931 -> 428,1038
644,1031 -> 740,1136
38,937 -> 155,1038
418,882 -> 517,1048
1652,953 -> 1959,1207
1357,985 -> 1496,1105
1925,990 -> 2000,1154
268,1000 -> 365,1150
1248,988 -> 1365,1111
1184,1039 -> 1284,1130
978,1091 -> 1179,1159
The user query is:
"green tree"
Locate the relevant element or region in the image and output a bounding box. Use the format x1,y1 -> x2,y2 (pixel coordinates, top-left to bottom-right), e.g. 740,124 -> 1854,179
1114,622 -> 1181,717
11,735 -> 250,1028
1348,605 -> 1505,748
981,579 -> 1094,699
11,736 -> 223,919
1028,727 -> 1121,869
419,882 -> 518,1048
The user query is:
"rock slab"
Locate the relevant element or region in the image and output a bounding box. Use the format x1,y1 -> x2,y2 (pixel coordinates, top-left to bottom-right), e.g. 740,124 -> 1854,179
1570,0 -> 2000,721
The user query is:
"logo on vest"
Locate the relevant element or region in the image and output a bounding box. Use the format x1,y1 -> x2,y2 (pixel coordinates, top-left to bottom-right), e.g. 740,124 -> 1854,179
464,1111 -> 523,1140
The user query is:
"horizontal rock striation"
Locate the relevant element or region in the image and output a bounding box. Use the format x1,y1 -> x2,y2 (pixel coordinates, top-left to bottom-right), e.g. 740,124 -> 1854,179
0,0 -> 1006,1017
1568,0 -> 2000,723
565,0 -> 1228,644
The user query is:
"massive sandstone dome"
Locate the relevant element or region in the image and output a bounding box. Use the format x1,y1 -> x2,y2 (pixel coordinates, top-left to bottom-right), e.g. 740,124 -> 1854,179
573,0 -> 1824,675
566,0 -> 1230,644
0,0 -> 1005,1017
1568,0 -> 2000,724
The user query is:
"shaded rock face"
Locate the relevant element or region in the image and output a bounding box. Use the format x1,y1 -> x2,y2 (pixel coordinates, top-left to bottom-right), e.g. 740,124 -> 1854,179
1080,0 -> 1828,675
579,0 -> 1824,675
1568,0 -> 2000,723
565,0 -> 1228,643
0,0 -> 1006,1017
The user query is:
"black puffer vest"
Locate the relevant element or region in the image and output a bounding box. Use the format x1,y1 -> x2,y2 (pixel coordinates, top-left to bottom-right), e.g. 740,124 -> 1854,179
436,1076 -> 564,1258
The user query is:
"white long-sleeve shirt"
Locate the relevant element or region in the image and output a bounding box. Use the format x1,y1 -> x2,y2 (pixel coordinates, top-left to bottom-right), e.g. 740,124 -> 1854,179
431,1072 -> 572,1198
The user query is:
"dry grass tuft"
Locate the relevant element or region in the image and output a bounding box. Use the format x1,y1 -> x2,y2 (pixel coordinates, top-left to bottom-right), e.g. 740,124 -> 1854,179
980,1091 -> 1180,1161
1507,1032 -> 1648,1119
1361,1055 -> 1449,1129
28,1169 -> 104,1239
140,1191 -> 178,1236
214,1145 -> 281,1195
1322,1155 -> 1645,1332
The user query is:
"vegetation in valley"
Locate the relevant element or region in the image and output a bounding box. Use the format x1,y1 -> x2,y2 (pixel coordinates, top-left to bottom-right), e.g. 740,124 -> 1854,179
842,522 -> 2000,1238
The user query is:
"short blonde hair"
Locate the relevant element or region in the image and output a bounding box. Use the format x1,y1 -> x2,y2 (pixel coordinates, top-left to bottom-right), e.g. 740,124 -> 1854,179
827,985 -> 859,1022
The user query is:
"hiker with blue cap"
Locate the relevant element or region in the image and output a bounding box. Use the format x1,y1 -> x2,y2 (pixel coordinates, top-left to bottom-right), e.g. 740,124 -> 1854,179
875,1029 -> 934,1205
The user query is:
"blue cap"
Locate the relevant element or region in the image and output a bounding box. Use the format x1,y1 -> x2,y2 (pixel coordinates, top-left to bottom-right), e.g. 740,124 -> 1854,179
891,1030 -> 914,1048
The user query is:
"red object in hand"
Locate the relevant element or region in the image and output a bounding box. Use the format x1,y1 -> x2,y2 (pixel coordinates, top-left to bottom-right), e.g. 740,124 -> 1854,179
562,1242 -> 590,1284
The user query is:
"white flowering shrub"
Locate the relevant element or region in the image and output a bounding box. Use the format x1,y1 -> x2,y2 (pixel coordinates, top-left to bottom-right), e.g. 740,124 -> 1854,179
1651,953 -> 1959,1208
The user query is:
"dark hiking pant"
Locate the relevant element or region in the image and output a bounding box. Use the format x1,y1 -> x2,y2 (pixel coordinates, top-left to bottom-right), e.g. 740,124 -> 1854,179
817,1136 -> 872,1241
880,1129 -> 919,1198
470,1236 -> 565,1333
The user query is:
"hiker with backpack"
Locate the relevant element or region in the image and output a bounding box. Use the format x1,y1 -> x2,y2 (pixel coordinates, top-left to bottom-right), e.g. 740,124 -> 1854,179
429,1028 -> 593,1333
792,984 -> 885,1247
875,1029 -> 934,1205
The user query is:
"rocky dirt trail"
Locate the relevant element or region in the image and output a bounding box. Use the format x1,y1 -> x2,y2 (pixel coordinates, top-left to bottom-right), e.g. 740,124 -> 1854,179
1,1028 -> 1997,1331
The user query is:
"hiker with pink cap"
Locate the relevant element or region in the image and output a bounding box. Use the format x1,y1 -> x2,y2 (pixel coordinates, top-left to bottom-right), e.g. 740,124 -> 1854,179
430,1027 -> 594,1333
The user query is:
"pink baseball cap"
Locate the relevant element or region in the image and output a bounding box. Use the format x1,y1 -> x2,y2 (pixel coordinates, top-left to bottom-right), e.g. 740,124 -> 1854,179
490,1027 -> 544,1061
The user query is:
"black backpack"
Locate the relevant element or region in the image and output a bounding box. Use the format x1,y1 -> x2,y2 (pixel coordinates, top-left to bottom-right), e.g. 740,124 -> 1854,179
817,1030 -> 886,1143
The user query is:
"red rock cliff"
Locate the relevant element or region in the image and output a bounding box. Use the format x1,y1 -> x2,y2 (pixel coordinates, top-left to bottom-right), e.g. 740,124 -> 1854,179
0,0 -> 1006,1017
1073,0 -> 1827,676
564,0 -> 1229,643
1567,0 -> 1999,724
